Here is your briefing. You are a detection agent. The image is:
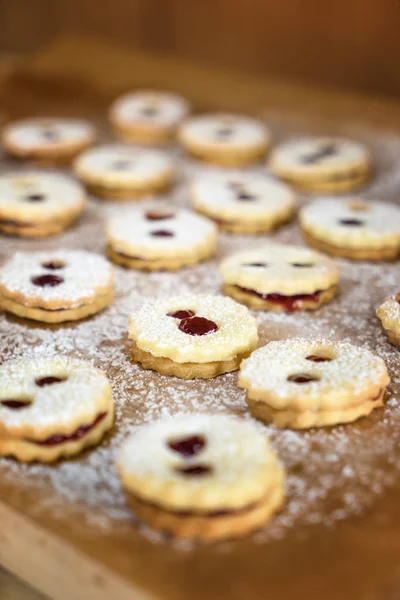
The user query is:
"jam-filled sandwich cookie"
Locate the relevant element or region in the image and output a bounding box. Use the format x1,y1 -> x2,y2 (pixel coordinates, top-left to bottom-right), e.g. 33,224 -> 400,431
0,172 -> 86,238
0,250 -> 113,323
74,144 -> 175,199
377,295 -> 400,348
178,113 -> 271,166
269,137 -> 370,192
239,338 -> 390,429
107,207 -> 217,271
2,117 -> 95,164
117,414 -> 285,541
0,356 -> 114,462
128,295 -> 258,379
300,197 -> 400,261
109,90 -> 190,145
220,244 -> 339,312
191,172 -> 296,234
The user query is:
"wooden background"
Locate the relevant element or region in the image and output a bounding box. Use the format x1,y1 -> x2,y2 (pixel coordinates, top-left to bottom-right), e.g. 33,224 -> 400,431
0,0 -> 399,98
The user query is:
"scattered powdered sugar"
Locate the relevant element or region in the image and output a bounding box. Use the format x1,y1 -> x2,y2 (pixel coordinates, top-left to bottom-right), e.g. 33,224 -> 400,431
0,115 -> 400,549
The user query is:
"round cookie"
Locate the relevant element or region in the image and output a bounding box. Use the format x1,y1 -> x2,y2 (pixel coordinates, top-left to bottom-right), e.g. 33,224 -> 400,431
0,356 -> 114,462
300,197 -> 400,261
2,117 -> 95,164
191,172 -> 296,233
269,137 -> 371,192
238,338 -> 390,429
109,90 -> 190,145
220,244 -> 339,312
107,206 -> 217,271
377,294 -> 400,348
117,414 -> 285,540
0,171 -> 86,238
128,294 -> 258,379
0,250 -> 114,323
178,113 -> 271,166
74,144 -> 175,199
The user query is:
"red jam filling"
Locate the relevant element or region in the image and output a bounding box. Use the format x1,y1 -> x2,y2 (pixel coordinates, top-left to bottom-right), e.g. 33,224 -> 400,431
1,399 -> 32,409
306,355 -> 332,363
111,160 -> 132,170
141,106 -> 158,117
339,219 -> 364,226
168,309 -> 195,319
288,373 -> 319,383
168,435 -> 205,457
25,194 -> 45,202
145,211 -> 174,221
41,129 -> 60,141
27,412 -> 107,446
216,127 -> 233,138
176,464 -> 212,477
300,143 -> 338,164
236,191 -> 256,201
41,261 -> 65,270
236,285 -> 322,312
150,230 -> 174,237
35,376 -> 65,387
291,263 -> 314,268
31,274 -> 64,287
244,263 -> 268,268
178,316 -> 218,336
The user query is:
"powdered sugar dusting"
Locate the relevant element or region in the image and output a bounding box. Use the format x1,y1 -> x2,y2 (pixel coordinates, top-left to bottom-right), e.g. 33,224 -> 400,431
0,116 -> 400,549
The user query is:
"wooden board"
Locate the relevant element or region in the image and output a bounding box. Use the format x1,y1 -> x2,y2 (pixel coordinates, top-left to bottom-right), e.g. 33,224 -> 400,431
1,36 -> 400,600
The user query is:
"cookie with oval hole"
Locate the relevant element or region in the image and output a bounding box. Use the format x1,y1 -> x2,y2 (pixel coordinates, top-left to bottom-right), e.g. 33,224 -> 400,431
0,250 -> 114,323
220,244 -> 339,312
178,113 -> 271,167
0,171 -> 86,238
238,338 -> 390,429
377,294 -> 400,348
2,117 -> 95,165
269,137 -> 371,192
74,144 -> 175,199
109,89 -> 190,145
191,171 -> 296,233
117,414 -> 284,540
0,356 -> 114,462
128,294 -> 258,379
107,206 -> 217,271
300,197 -> 400,261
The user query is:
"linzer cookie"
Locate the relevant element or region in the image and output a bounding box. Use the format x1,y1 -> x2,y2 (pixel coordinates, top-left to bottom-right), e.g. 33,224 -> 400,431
109,90 -> 190,145
74,144 -> 175,199
2,117 -> 95,164
220,244 -> 339,312
128,294 -> 258,379
239,338 -> 390,429
0,171 -> 86,238
300,197 -> 400,261
269,137 -> 371,192
178,113 -> 271,166
377,295 -> 400,347
0,356 -> 114,462
0,250 -> 113,323
107,206 -> 217,271
117,414 -> 285,540
191,171 -> 296,233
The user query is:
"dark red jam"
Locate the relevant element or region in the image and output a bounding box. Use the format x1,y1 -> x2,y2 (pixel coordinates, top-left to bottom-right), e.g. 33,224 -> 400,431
300,143 -> 337,164
176,464 -> 212,477
236,285 -> 322,312
41,129 -> 60,141
168,435 -> 205,457
306,355 -> 332,363
168,309 -> 195,320
41,261 -> 65,270
236,191 -> 256,201
31,274 -> 64,287
339,219 -> 364,226
25,194 -> 45,202
291,263 -> 314,268
244,263 -> 268,268
216,127 -> 233,138
178,316 -> 218,336
1,399 -> 31,409
35,376 -> 65,387
150,230 -> 174,237
111,160 -> 131,170
27,412 -> 107,446
141,106 -> 158,117
145,211 -> 174,221
288,373 -> 319,383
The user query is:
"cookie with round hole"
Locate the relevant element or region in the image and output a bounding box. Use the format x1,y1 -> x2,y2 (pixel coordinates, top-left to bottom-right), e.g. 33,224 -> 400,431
377,294 -> 400,348
238,338 -> 390,429
117,414 -> 285,540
